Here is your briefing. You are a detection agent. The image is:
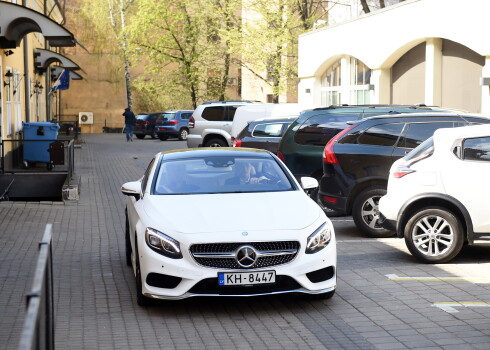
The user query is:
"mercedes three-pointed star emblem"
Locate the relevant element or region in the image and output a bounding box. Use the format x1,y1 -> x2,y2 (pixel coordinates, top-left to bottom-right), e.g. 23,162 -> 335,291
235,245 -> 257,268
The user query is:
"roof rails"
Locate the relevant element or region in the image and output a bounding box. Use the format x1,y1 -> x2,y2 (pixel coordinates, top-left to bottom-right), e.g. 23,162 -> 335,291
201,100 -> 257,105
312,104 -> 439,111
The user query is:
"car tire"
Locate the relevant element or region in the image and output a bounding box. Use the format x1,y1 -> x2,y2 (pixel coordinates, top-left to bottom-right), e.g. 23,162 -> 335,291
352,187 -> 394,238
204,138 -> 227,147
179,128 -> 189,141
404,207 -> 464,264
125,211 -> 132,267
136,134 -> 145,139
159,135 -> 169,141
134,235 -> 152,306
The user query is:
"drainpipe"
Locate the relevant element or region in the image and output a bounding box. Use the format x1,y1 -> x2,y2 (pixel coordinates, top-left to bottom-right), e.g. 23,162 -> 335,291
23,0 -> 30,122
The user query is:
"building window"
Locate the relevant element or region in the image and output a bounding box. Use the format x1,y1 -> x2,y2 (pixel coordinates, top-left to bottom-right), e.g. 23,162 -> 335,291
321,60 -> 341,87
319,57 -> 373,106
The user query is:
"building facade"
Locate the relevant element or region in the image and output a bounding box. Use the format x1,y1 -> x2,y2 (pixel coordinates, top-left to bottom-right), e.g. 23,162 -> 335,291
298,0 -> 490,114
0,0 -> 80,145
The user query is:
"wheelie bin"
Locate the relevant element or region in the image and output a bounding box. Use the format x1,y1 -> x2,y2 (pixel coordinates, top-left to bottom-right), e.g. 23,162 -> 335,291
22,122 -> 60,170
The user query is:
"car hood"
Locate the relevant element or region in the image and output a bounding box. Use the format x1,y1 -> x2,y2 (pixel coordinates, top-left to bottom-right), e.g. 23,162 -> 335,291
143,191 -> 321,234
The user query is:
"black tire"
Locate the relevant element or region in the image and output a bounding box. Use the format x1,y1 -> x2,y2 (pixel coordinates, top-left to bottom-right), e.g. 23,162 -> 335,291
404,207 -> 464,263
352,187 -> 394,238
134,235 -> 152,306
125,211 -> 132,267
310,187 -> 342,217
159,135 -> 169,141
204,138 -> 227,147
178,128 -> 189,141
151,129 -> 158,139
135,134 -> 145,139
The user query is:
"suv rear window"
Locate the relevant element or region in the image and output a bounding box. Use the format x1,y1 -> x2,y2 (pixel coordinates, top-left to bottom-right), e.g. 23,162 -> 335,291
398,122 -> 454,148
201,106 -> 239,121
161,113 -> 176,121
294,113 -> 356,146
355,123 -> 404,146
137,114 -> 150,120
202,106 -> 225,121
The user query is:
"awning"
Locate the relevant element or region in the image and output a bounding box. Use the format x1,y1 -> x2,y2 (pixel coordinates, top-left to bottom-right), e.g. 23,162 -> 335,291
51,66 -> 83,81
35,49 -> 80,72
0,2 -> 75,48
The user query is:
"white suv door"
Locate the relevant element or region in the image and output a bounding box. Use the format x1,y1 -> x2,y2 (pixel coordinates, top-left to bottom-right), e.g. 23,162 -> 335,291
441,136 -> 490,232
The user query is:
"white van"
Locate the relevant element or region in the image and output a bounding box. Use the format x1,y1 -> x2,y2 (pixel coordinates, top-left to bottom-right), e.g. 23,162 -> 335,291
230,103 -> 312,139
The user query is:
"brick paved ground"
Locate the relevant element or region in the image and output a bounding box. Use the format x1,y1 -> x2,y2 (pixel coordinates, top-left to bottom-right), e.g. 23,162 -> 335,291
1,133 -> 489,349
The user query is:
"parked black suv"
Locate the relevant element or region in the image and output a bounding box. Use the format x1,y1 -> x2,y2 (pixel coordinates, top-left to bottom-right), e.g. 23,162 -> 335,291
277,105 -> 447,212
233,116 -> 296,154
319,112 -> 490,237
134,113 -> 162,139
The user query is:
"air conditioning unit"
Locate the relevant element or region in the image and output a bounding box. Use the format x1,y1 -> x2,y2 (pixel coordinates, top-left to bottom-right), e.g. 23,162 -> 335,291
79,112 -> 93,125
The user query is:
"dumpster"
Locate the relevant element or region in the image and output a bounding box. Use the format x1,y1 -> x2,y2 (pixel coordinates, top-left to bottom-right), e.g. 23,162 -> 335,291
22,122 -> 60,170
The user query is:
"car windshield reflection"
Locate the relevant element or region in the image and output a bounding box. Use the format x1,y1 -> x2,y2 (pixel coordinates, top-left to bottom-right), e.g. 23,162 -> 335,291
153,156 -> 293,195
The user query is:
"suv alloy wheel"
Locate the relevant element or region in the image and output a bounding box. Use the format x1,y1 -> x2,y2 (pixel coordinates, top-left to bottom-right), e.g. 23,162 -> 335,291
404,207 -> 464,263
352,187 -> 393,238
204,138 -> 227,147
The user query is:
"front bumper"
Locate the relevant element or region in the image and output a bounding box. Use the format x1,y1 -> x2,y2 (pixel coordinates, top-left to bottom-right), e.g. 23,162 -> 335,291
138,233 -> 337,300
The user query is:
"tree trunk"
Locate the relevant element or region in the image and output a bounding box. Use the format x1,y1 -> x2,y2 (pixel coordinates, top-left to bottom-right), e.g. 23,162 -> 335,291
360,0 -> 370,13
380,0 -> 386,8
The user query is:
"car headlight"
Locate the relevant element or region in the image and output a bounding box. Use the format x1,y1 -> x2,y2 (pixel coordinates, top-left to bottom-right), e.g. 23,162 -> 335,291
145,228 -> 182,259
306,223 -> 331,254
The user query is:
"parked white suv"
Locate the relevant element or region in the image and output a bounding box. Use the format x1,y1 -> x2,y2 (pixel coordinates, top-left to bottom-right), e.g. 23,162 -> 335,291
186,101 -> 254,148
379,124 -> 490,263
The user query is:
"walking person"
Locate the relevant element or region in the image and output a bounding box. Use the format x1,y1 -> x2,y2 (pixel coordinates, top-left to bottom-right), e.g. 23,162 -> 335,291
123,107 -> 137,142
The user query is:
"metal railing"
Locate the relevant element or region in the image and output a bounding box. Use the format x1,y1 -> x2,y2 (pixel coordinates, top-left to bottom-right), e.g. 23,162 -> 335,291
18,224 -> 55,350
1,139 -> 75,177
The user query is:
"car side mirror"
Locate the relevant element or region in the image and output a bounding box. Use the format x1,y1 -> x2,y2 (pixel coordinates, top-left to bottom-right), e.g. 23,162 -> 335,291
121,181 -> 141,200
300,177 -> 318,191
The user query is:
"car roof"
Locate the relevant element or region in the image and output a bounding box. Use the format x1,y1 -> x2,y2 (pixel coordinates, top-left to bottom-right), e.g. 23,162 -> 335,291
163,110 -> 193,113
311,104 -> 442,111
349,112 -> 490,124
252,116 -> 298,123
158,147 -> 273,160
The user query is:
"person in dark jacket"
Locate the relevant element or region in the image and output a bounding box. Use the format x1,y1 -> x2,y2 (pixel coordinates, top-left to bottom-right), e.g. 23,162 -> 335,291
123,107 -> 136,142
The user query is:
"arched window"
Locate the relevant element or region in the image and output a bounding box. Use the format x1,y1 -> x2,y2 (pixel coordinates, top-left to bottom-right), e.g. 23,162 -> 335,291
319,57 -> 372,106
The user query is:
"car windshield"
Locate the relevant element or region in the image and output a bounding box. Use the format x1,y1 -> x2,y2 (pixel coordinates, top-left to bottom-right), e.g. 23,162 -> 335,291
153,156 -> 294,195
162,113 -> 176,121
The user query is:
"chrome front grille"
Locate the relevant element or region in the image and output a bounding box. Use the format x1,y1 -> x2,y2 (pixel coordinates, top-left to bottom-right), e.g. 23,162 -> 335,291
189,241 -> 300,269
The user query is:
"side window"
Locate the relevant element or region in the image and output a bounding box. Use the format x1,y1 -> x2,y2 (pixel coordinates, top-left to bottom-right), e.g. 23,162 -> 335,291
294,113 -> 357,146
357,123 -> 404,146
398,122 -> 454,149
224,106 -> 239,121
182,113 -> 192,120
252,123 -> 284,137
202,106 -> 225,121
463,137 -> 490,161
141,159 -> 155,195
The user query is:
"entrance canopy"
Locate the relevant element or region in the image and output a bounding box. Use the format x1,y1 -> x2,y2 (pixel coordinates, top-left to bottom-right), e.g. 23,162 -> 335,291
35,49 -> 80,72
0,2 -> 75,48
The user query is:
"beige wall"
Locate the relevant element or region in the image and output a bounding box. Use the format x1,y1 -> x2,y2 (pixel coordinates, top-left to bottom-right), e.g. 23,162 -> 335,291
391,43 -> 425,105
442,39 -> 484,113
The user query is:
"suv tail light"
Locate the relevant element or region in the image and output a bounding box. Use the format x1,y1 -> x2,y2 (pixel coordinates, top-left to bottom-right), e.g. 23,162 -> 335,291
166,120 -> 178,125
323,125 -> 356,164
137,120 -> 149,125
392,153 -> 432,178
232,137 -> 242,147
277,151 -> 285,162
188,116 -> 195,128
